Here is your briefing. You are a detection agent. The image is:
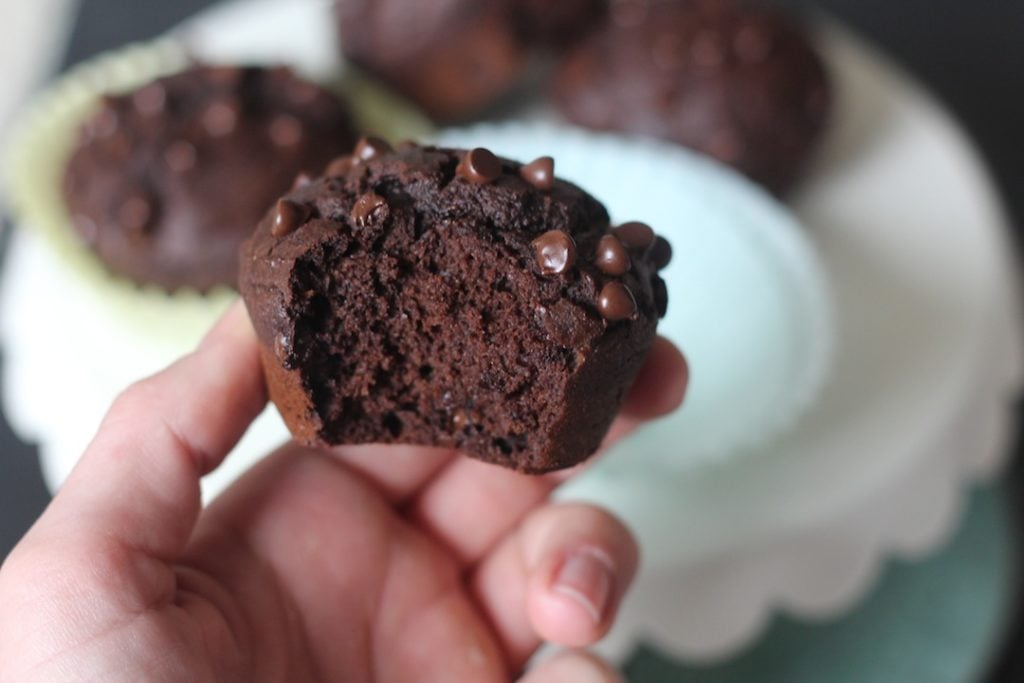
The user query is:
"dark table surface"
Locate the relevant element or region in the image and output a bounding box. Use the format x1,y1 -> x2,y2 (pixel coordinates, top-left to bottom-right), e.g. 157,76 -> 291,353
2,0 -> 1023,679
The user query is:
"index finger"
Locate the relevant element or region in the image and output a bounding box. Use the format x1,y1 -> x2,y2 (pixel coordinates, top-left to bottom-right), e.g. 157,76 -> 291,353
24,301 -> 267,562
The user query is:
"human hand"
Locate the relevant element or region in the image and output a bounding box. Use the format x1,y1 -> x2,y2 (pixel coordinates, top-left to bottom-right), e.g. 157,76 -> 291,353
0,303 -> 687,682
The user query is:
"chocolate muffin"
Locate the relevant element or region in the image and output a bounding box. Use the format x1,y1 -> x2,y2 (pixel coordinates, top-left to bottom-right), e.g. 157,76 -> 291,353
62,65 -> 358,291
512,0 -> 609,48
240,139 -> 670,473
334,0 -> 528,123
553,0 -> 831,194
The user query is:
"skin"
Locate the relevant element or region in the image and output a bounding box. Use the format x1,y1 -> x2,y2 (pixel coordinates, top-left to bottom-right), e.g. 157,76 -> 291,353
0,302 -> 687,682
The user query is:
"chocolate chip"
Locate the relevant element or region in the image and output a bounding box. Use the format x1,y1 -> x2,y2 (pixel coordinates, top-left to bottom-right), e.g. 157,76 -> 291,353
650,236 -> 673,270
72,213 -> 98,245
107,132 -> 131,159
351,191 -> 389,227
653,85 -> 676,112
652,276 -> 668,318
272,198 -> 310,237
353,135 -> 392,162
708,128 -> 743,163
265,65 -> 292,82
595,234 -> 631,275
89,105 -> 119,139
325,155 -> 355,176
691,29 -> 726,68
597,281 -> 637,321
532,230 -> 576,275
733,24 -> 774,64
202,99 -> 239,136
164,140 -> 197,172
131,82 -> 166,116
119,195 -> 154,238
612,221 -> 655,251
285,80 -> 321,105
268,114 -> 303,147
457,148 -> 502,185
205,65 -> 243,85
611,0 -> 648,27
653,33 -> 687,71
520,156 -> 555,190
805,86 -> 830,119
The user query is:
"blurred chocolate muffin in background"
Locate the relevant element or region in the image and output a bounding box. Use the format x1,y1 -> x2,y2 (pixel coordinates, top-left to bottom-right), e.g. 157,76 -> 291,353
62,65 -> 359,291
553,0 -> 832,194
334,0 -> 529,124
512,0 -> 609,48
334,0 -> 609,123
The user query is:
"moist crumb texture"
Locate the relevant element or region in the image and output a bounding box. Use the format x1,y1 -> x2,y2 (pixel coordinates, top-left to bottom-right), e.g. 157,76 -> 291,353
241,140 -> 670,473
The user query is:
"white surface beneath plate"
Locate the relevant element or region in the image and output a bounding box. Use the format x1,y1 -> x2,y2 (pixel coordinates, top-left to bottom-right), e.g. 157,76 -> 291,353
1,0 -> 1020,662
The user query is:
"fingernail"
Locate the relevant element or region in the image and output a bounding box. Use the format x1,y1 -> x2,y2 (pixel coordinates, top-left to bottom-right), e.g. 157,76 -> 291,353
552,547 -> 614,624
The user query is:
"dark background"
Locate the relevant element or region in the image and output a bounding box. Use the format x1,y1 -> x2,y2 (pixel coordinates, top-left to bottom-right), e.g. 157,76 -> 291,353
1,0 -> 1022,679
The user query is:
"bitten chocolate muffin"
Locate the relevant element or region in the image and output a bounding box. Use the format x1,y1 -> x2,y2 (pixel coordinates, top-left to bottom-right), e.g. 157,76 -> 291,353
553,0 -> 831,194
62,65 -> 358,291
240,138 -> 670,473
334,0 -> 528,123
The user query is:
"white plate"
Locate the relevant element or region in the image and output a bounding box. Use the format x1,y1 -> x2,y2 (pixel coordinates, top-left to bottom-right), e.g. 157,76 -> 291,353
567,20 -> 1020,566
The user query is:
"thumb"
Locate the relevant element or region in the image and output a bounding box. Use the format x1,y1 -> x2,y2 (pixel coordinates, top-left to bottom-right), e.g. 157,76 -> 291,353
518,650 -> 623,683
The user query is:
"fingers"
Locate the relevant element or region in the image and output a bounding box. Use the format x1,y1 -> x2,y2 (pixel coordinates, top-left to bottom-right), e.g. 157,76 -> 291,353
331,443 -> 456,504
186,443 -> 510,683
409,459 -> 561,566
518,651 -> 623,683
470,503 -> 639,668
617,336 -> 690,422
407,337 -> 686,566
603,336 -> 689,445
29,302 -> 266,561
